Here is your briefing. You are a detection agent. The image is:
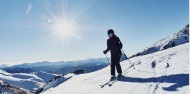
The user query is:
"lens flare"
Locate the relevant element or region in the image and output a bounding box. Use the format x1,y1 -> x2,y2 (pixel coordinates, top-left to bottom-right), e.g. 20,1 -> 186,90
43,0 -> 95,42
51,19 -> 77,40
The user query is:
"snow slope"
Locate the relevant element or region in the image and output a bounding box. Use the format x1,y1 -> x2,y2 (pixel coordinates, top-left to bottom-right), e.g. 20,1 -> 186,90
0,70 -> 60,93
0,58 -> 108,93
42,43 -> 189,94
0,70 -> 45,92
0,80 -> 32,94
132,24 -> 189,57
35,71 -> 58,83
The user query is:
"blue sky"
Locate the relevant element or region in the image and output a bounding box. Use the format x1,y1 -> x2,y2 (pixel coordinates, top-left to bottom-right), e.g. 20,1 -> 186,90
0,0 -> 188,65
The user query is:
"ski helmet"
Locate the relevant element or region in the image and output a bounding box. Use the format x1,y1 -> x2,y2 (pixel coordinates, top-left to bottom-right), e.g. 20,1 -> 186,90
108,29 -> 114,35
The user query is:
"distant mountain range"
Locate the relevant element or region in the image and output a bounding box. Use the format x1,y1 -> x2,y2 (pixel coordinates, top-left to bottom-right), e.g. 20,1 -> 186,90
1,58 -> 108,75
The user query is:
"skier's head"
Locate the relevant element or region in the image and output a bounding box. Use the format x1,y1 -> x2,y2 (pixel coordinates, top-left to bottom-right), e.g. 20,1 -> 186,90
107,29 -> 114,38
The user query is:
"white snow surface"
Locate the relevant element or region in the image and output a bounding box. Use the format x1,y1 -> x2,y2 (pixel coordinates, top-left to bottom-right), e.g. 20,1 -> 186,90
35,71 -> 58,83
42,43 -> 189,94
0,70 -> 58,92
0,80 -> 33,94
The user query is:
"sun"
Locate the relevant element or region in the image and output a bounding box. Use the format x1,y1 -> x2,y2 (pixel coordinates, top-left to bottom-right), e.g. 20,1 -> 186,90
48,16 -> 79,41
44,0 -> 91,42
52,20 -> 75,39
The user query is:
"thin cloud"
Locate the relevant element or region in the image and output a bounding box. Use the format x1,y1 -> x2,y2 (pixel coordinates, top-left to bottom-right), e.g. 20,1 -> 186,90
25,4 -> 32,15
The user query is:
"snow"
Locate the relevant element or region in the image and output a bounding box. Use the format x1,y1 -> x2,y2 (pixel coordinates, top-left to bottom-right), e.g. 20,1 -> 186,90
0,80 -> 32,94
35,71 -> 58,83
0,70 -> 60,92
0,58 -> 108,93
0,70 -> 11,76
12,73 -> 43,82
42,43 -> 189,94
42,75 -> 72,91
0,72 -> 44,91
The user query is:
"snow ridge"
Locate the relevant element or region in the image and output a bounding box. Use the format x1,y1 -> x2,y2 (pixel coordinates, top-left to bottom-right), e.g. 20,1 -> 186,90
132,24 -> 189,57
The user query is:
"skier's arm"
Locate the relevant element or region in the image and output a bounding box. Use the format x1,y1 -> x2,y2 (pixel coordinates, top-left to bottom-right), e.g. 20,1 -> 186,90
105,40 -> 110,53
105,48 -> 109,53
117,37 -> 123,50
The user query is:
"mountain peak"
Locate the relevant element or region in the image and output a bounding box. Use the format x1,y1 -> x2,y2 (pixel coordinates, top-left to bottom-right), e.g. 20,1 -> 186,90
131,24 -> 189,57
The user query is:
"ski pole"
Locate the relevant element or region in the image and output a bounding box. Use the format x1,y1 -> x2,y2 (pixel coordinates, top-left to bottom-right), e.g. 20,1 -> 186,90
105,54 -> 111,65
127,57 -> 135,69
121,49 -> 135,69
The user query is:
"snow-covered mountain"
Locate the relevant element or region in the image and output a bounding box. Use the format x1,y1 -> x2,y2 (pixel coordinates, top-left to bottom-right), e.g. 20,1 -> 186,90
0,58 -> 108,93
0,69 -> 61,93
54,58 -> 108,74
42,43 -> 189,94
131,24 -> 189,57
0,80 -> 32,94
1,58 -> 108,74
0,70 -> 44,92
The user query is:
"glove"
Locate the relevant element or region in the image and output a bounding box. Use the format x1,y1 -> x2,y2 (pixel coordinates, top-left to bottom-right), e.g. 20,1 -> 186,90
103,50 -> 107,54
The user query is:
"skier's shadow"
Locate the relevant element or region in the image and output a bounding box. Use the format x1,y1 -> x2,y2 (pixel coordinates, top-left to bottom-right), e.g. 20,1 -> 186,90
119,74 -> 189,91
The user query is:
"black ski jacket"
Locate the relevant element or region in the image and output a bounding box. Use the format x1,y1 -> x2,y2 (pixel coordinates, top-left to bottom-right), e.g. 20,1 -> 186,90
105,35 -> 123,56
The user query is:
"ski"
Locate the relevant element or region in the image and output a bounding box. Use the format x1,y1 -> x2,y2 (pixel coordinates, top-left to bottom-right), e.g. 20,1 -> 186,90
99,79 -> 117,88
107,76 -> 124,87
108,79 -> 117,87
99,63 -> 135,88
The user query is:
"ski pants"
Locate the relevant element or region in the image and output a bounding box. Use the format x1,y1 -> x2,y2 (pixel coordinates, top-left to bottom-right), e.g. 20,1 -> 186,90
111,54 -> 122,75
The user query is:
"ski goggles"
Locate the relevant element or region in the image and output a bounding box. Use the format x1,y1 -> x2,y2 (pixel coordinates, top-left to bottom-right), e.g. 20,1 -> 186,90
108,33 -> 113,37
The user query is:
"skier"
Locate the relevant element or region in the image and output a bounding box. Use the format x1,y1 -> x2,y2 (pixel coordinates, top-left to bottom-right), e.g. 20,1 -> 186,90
103,29 -> 123,81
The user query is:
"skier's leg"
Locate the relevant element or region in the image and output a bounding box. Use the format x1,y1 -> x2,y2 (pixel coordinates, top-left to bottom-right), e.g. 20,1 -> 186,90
111,56 -> 116,75
115,54 -> 122,74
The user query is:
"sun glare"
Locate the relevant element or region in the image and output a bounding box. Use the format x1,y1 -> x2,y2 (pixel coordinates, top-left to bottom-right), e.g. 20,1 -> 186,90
44,2 -> 80,41
52,20 -> 76,40
44,0 -> 94,42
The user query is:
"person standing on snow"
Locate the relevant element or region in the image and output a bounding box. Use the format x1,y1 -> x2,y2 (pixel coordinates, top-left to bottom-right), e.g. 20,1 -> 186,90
103,29 -> 123,80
